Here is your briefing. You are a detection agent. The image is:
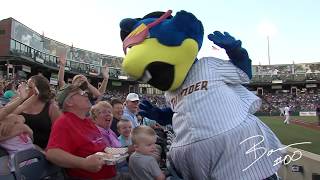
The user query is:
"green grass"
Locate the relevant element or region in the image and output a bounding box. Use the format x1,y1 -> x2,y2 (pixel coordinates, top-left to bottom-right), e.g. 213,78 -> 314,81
259,116 -> 320,155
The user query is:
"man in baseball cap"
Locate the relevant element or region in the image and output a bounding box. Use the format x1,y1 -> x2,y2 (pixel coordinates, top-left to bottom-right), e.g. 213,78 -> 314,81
123,93 -> 140,128
47,84 -> 117,179
126,93 -> 140,101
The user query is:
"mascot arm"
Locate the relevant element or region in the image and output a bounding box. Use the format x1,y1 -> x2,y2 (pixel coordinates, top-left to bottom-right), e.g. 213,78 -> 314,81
139,100 -> 173,126
208,31 -> 252,79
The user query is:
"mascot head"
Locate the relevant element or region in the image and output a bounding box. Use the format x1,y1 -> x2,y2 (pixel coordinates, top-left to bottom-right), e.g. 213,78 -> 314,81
120,10 -> 204,91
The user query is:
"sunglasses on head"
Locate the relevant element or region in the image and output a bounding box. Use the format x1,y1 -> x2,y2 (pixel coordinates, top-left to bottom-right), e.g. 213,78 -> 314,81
122,10 -> 172,54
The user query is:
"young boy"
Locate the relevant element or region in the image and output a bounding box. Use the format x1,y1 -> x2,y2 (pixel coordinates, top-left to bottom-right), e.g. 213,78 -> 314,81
129,125 -> 165,180
117,119 -> 132,147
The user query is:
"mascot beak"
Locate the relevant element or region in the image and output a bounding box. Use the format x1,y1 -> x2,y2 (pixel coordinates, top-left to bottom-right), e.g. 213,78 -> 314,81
122,38 -> 198,91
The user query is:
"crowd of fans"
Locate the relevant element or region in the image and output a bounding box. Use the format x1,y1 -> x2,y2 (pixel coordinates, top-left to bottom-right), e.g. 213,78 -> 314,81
0,62 -> 173,180
0,62 -> 319,179
101,90 -> 167,108
0,75 -> 318,114
258,91 -> 320,113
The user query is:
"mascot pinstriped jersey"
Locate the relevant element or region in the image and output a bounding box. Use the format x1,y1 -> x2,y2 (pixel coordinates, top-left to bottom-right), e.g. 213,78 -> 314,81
119,10 -> 283,180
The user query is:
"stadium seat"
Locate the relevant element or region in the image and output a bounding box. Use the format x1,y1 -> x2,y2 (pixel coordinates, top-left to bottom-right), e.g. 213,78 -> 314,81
0,146 -> 9,157
0,155 -> 15,180
0,97 -> 10,106
12,149 -> 65,180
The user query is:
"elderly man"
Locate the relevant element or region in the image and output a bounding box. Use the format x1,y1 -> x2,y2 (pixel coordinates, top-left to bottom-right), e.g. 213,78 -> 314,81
123,93 -> 140,128
46,84 -> 117,180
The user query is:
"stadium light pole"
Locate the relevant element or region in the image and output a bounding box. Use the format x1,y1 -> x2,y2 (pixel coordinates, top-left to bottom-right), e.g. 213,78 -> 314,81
258,21 -> 276,65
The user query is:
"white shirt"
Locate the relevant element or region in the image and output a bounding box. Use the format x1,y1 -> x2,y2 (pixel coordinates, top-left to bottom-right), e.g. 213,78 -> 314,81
284,106 -> 290,116
165,57 -> 261,147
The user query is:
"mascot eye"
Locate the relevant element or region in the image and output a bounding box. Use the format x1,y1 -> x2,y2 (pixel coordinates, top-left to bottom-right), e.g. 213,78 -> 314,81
122,10 -> 172,54
126,47 -> 132,54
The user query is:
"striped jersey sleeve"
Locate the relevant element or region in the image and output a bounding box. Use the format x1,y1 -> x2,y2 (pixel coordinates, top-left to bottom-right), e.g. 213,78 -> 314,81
204,57 -> 250,84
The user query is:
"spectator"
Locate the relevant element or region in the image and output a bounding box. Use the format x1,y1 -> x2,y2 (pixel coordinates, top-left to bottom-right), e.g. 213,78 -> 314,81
137,113 -> 159,128
90,101 -> 121,148
46,84 -> 117,179
13,75 -> 61,149
3,82 -> 16,100
123,93 -> 140,128
0,83 -> 34,175
110,98 -> 124,136
0,114 -> 34,154
117,119 -> 133,147
0,83 -> 33,154
129,125 -> 165,180
57,57 -> 109,98
91,101 -> 132,176
0,81 -> 5,97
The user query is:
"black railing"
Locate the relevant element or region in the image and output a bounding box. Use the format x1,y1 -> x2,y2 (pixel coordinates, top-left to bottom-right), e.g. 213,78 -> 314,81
9,39 -> 126,79
251,73 -> 320,83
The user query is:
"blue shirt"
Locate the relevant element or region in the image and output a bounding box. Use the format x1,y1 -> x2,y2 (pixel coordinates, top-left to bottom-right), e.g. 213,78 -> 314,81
3,90 -> 15,99
141,117 -> 157,126
118,135 -> 132,147
122,107 -> 139,128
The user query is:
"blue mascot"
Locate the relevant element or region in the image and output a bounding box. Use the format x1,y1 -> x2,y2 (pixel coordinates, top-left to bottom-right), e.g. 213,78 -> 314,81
120,10 -> 283,180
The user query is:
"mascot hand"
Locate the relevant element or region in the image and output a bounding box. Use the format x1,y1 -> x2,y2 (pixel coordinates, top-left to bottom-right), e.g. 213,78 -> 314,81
139,100 -> 173,126
208,31 -> 241,51
208,31 -> 252,79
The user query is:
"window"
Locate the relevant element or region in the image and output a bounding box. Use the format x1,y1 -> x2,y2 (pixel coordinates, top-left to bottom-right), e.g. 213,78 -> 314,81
26,46 -> 31,54
257,88 -> 263,95
66,60 -> 71,67
31,49 -> 35,58
20,44 -> 25,52
140,87 -> 147,94
79,63 -> 85,71
53,56 -> 58,64
10,39 -> 16,50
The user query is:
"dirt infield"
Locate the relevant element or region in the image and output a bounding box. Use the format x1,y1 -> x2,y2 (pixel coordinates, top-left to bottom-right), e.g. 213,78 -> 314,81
291,119 -> 320,131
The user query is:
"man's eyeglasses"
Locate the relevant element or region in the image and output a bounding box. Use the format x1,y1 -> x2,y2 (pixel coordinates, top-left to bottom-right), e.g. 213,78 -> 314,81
77,91 -> 89,97
69,91 -> 89,99
122,10 -> 172,54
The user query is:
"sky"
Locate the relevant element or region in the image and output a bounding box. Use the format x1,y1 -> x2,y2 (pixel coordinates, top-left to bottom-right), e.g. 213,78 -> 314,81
1,0 -> 320,65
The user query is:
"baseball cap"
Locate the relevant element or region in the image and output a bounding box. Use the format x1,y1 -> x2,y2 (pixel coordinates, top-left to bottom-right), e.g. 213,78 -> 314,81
56,84 -> 80,109
126,93 -> 139,101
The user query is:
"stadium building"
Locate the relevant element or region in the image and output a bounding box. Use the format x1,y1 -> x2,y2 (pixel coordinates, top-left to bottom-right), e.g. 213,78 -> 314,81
0,17 -> 319,96
250,63 -> 320,95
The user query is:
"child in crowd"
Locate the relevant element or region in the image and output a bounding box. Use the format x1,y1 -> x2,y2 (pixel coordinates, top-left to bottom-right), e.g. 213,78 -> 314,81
0,114 -> 34,175
117,119 -> 132,147
0,82 -> 33,156
129,125 -> 165,180
0,114 -> 34,155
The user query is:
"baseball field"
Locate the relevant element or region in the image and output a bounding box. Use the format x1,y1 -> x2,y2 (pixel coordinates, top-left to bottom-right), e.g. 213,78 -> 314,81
259,116 -> 320,155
